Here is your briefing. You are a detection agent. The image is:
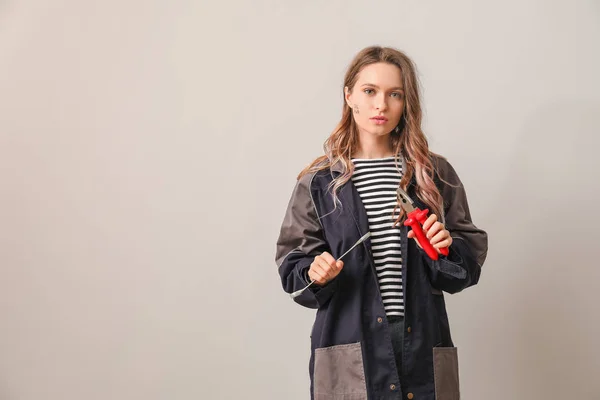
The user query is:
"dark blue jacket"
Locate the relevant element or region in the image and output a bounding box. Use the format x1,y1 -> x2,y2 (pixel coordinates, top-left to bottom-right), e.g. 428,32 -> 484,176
276,154 -> 488,400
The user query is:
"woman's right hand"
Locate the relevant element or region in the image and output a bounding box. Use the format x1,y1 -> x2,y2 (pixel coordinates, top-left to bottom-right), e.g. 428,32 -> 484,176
308,252 -> 344,286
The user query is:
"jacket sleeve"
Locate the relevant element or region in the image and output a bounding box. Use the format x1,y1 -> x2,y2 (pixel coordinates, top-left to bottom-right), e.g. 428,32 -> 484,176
420,157 -> 489,294
275,172 -> 338,308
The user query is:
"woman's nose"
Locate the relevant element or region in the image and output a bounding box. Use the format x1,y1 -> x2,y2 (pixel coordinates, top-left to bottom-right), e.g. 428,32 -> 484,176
376,100 -> 387,110
375,94 -> 387,110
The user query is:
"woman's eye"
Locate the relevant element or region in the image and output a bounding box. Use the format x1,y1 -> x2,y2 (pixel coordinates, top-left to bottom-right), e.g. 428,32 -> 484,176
363,88 -> 374,95
391,92 -> 403,98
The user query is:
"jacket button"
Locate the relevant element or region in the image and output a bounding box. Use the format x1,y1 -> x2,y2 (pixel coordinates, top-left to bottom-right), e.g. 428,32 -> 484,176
390,384 -> 396,390
407,326 -> 412,333
377,317 -> 383,323
407,393 -> 414,399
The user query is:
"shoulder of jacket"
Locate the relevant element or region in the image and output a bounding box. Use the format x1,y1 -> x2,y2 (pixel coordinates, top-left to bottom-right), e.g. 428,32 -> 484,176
297,158 -> 331,185
430,152 -> 459,182
297,169 -> 318,188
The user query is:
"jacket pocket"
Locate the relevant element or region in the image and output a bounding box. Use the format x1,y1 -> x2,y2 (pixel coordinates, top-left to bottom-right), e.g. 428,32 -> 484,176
314,342 -> 367,400
433,347 -> 460,400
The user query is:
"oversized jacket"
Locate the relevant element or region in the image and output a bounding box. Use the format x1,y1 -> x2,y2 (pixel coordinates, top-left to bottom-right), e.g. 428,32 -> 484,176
275,153 -> 488,400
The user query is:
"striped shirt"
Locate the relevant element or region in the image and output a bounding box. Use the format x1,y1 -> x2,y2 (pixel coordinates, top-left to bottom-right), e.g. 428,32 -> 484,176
351,156 -> 404,317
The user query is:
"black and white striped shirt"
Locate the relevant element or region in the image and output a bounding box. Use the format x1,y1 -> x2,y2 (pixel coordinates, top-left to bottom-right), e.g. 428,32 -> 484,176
351,156 -> 404,317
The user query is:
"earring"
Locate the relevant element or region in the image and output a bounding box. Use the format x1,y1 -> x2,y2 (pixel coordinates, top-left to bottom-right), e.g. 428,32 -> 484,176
395,126 -> 400,133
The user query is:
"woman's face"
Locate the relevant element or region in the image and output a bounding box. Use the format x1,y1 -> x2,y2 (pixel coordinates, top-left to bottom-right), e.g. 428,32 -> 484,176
345,62 -> 405,138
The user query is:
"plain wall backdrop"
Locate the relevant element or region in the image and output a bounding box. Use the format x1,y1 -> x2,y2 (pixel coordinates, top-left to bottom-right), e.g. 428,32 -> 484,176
1,1 -> 599,399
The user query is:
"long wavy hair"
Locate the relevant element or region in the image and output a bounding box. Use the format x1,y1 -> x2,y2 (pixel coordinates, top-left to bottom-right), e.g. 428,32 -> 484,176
298,46 -> 444,226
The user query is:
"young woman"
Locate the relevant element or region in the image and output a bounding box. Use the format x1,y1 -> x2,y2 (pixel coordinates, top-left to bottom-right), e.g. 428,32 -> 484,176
275,46 -> 488,400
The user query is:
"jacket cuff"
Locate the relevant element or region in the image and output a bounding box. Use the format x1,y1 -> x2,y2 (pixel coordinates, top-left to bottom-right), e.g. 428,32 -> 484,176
417,245 -> 467,279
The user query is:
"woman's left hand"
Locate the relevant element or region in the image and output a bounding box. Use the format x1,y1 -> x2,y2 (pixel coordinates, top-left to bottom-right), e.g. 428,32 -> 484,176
407,213 -> 452,254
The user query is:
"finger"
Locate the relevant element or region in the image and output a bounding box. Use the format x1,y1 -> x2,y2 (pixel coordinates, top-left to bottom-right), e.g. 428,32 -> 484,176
320,252 -> 342,277
307,268 -> 322,284
433,238 -> 452,249
311,272 -> 327,285
316,258 -> 335,280
328,261 -> 343,279
309,266 -> 328,284
426,222 -> 444,240
433,240 -> 451,254
430,228 -> 448,244
331,260 -> 344,278
320,252 -> 337,267
407,229 -> 414,239
320,251 -> 335,264
422,213 -> 438,231
434,235 -> 453,247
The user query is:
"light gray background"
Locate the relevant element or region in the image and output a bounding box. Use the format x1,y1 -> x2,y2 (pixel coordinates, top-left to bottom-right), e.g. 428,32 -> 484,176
1,1 -> 599,399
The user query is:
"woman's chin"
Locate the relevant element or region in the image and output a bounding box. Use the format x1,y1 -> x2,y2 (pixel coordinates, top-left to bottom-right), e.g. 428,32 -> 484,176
359,126 -> 394,137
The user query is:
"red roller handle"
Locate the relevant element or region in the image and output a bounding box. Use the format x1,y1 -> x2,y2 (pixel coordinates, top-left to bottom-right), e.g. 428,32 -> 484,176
404,209 -> 439,260
404,208 -> 450,259
413,208 -> 450,257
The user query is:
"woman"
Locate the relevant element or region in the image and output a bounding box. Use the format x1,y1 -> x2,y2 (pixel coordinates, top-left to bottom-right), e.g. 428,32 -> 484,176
275,46 -> 488,400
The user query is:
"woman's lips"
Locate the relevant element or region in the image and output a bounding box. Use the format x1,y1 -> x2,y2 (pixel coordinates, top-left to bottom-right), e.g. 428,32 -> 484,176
370,116 -> 388,125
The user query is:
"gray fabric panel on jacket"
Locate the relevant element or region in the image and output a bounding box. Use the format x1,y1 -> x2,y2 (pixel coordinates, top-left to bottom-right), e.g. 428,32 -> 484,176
435,156 -> 488,267
275,171 -> 326,268
314,342 -> 368,400
433,347 -> 460,400
436,258 -> 467,279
